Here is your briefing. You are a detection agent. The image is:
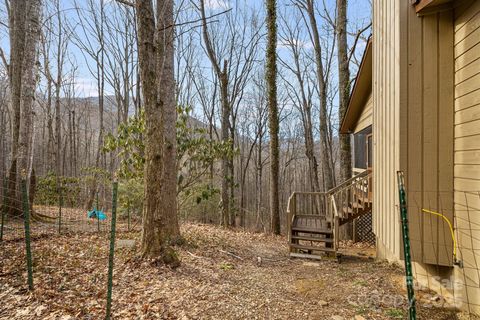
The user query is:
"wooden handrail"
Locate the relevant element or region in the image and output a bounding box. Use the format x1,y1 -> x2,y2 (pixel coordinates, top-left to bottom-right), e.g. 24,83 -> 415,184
286,170 -> 372,240
326,170 -> 371,195
286,193 -> 296,245
328,170 -> 372,220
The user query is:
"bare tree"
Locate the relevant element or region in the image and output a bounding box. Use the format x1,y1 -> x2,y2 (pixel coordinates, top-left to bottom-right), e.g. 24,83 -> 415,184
266,0 -> 280,234
71,0 -> 108,208
104,2 -> 137,126
198,1 -> 263,226
336,0 -> 352,185
298,0 -> 335,190
134,0 -> 180,262
3,0 -> 42,215
278,12 -> 320,193
199,0 -> 231,226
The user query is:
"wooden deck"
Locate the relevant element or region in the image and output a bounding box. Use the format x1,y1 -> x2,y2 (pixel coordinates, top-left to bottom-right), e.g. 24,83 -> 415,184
287,170 -> 373,259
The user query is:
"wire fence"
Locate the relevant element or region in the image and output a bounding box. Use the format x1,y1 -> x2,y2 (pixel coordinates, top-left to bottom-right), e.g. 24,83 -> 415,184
0,168 -> 131,318
2,166 -> 480,315
0,169 -> 140,243
396,188 -> 480,314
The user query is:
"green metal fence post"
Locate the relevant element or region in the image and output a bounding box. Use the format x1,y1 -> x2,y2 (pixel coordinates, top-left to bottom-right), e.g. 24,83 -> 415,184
96,192 -> 100,233
396,171 -> 416,320
105,180 -> 118,320
127,202 -> 130,232
58,182 -> 63,234
21,175 -> 34,290
1,176 -> 7,241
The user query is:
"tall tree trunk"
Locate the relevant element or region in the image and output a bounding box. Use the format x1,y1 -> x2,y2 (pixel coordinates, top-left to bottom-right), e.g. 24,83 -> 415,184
266,0 -> 280,235
199,0 -> 231,227
46,78 -> 54,173
54,65 -> 62,201
337,0 -> 351,182
336,0 -> 353,239
304,114 -> 320,192
0,102 -> 5,178
19,0 -> 41,182
220,73 -> 230,227
157,0 -> 180,242
7,0 -> 28,216
21,0 -> 42,218
137,0 -> 180,263
72,110 -> 77,176
291,50 -> 321,193
306,0 -> 335,191
229,123 -> 235,226
137,0 -> 160,256
255,136 -> 264,232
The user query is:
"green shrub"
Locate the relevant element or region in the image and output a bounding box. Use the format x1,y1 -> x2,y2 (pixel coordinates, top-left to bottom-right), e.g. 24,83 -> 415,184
35,172 -> 81,207
118,178 -> 143,218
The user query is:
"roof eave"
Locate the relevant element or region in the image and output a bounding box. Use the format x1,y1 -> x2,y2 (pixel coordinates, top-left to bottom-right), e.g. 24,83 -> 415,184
339,38 -> 373,135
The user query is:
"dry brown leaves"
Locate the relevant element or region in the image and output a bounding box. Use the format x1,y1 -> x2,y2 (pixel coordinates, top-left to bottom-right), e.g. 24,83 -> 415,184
0,223 -> 469,319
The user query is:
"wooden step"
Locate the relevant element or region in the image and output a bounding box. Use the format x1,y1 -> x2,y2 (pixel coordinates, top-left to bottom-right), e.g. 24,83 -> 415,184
290,243 -> 336,252
292,226 -> 333,234
339,207 -> 373,226
290,252 -> 323,260
350,202 -> 364,210
358,197 -> 372,206
342,206 -> 354,215
291,235 -> 333,243
295,214 -> 325,219
342,205 -> 369,215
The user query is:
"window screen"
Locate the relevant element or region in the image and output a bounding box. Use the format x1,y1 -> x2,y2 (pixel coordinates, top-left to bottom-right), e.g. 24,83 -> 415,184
353,126 -> 372,169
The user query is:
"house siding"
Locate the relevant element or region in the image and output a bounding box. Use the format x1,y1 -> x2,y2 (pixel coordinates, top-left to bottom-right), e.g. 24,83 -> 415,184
453,0 -> 480,313
354,92 -> 373,133
372,0 -> 480,314
372,0 -> 402,262
373,0 -> 455,267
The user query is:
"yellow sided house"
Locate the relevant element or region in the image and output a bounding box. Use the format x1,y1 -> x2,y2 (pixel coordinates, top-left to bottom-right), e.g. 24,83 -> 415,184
287,0 -> 480,315
340,0 -> 480,315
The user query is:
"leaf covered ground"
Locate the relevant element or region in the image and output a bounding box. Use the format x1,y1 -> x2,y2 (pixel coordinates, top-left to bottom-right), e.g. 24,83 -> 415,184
0,223 -> 473,319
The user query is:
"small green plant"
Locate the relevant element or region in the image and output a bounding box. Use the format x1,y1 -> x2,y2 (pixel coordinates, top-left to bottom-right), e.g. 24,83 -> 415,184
219,262 -> 234,270
118,178 -> 143,218
353,279 -> 367,287
355,305 -> 369,315
337,266 -> 348,277
385,308 -> 405,319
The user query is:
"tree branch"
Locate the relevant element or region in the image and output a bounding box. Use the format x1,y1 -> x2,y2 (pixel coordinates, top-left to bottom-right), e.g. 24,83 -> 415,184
115,0 -> 135,7
347,22 -> 371,64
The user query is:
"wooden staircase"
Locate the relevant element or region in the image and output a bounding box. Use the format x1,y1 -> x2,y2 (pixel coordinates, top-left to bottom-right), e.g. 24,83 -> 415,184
287,170 -> 372,260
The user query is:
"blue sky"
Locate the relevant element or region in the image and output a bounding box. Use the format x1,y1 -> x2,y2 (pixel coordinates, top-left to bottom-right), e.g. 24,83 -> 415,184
0,0 -> 372,98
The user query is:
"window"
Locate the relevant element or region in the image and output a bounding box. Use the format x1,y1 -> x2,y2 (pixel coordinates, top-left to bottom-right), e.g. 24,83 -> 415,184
353,126 -> 372,169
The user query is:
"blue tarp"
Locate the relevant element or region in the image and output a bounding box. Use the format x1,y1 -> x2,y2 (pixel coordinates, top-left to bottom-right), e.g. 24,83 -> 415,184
88,209 -> 107,220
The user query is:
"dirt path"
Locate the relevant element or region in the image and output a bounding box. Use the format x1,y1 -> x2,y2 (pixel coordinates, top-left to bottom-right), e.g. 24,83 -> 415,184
0,223 -> 468,319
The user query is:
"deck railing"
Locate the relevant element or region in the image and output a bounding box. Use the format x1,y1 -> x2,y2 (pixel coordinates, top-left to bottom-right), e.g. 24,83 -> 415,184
286,170 -> 373,246
286,191 -> 328,243
327,169 -> 372,220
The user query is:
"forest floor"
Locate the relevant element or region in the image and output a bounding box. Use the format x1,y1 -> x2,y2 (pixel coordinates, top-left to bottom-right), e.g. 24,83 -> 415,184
0,222 -> 476,320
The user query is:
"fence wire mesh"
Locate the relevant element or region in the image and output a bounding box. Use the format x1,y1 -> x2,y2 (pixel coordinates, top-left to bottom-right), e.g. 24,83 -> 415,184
393,190 -> 480,314
0,169 -> 140,243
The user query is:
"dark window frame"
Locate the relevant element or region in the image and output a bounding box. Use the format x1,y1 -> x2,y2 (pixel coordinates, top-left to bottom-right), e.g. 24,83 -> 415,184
353,125 -> 372,170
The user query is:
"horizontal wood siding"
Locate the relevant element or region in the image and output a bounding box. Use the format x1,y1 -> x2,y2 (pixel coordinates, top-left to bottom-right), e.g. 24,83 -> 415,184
454,0 -> 480,313
354,92 -> 373,133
